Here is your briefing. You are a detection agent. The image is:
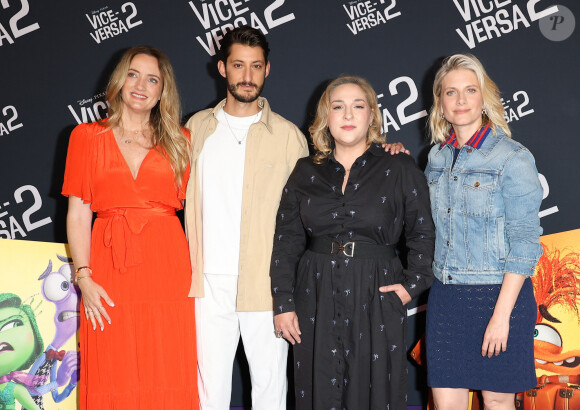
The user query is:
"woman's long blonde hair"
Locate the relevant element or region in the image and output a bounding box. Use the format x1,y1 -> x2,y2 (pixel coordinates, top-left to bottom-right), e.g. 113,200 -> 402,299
309,76 -> 384,164
99,46 -> 189,186
428,53 -> 511,144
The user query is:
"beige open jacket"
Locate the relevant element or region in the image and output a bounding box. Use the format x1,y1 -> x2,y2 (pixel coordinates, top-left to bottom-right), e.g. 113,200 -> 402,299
184,97 -> 309,311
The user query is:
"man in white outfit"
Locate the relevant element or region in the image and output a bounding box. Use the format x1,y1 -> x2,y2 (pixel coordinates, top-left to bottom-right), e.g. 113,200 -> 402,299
184,26 -> 309,409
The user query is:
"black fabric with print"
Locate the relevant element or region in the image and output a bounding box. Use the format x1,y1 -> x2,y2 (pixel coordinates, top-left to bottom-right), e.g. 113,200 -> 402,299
270,144 -> 435,410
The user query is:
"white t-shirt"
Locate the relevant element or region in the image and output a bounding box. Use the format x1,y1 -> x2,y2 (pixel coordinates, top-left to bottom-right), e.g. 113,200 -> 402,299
198,108 -> 262,275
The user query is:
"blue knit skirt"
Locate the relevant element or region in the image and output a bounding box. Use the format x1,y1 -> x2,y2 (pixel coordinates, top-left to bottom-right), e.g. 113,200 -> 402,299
426,278 -> 537,393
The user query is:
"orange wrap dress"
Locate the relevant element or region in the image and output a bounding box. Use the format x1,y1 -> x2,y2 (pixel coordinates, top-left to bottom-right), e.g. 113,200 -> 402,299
62,121 -> 198,409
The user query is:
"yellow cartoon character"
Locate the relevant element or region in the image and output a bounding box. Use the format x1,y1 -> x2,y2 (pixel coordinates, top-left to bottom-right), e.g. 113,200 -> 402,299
532,243 -> 580,377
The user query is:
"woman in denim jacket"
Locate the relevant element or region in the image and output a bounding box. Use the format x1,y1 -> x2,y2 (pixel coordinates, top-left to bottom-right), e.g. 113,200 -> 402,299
424,54 -> 543,410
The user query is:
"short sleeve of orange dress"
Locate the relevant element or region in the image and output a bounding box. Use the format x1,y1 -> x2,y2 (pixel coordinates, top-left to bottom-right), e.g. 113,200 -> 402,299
62,122 -> 94,204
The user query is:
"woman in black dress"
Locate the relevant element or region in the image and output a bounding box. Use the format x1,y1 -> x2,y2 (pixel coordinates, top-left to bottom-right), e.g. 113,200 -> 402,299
270,76 -> 435,410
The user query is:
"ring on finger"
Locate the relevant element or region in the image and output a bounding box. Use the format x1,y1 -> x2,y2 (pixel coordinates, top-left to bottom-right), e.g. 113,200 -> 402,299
274,329 -> 283,338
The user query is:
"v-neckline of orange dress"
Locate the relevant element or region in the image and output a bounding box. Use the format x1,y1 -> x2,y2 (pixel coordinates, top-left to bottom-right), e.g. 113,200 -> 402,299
110,128 -> 155,181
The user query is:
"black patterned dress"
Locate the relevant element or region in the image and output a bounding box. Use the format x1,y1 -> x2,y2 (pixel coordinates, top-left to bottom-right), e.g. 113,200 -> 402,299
270,144 -> 435,410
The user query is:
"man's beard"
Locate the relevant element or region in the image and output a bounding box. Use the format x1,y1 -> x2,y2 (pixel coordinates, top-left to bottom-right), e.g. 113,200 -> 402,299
227,81 -> 265,103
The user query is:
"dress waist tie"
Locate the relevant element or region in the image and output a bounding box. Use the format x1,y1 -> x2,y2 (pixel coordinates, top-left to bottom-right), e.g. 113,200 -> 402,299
97,207 -> 176,272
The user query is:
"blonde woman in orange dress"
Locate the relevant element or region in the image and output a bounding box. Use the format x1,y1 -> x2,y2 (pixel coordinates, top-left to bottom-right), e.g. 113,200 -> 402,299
63,46 -> 198,409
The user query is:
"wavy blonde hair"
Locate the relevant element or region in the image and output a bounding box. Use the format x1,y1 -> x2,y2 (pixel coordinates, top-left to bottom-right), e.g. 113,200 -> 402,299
310,76 -> 384,164
99,46 -> 189,186
428,53 -> 511,144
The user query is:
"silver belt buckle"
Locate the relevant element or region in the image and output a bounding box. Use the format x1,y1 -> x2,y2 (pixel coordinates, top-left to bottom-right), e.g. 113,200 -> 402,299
342,241 -> 355,257
330,241 -> 355,257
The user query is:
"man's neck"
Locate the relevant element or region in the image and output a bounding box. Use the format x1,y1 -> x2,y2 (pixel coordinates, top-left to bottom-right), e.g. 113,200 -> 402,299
223,94 -> 262,118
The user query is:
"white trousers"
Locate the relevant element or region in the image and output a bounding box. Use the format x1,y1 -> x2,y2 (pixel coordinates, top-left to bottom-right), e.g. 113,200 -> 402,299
196,274 -> 288,410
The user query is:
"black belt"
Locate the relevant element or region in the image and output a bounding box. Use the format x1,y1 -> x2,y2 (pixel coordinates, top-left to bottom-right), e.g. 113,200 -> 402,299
308,237 -> 396,259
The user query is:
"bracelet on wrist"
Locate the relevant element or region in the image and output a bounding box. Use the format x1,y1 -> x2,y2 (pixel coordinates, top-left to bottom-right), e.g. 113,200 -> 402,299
74,266 -> 92,282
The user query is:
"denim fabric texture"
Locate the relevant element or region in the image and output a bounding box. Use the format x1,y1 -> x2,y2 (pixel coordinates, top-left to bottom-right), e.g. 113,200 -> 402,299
425,128 -> 543,284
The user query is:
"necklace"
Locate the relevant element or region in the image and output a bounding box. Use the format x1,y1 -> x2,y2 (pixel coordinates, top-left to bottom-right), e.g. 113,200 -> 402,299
120,127 -> 152,148
122,128 -> 141,144
222,110 -> 260,145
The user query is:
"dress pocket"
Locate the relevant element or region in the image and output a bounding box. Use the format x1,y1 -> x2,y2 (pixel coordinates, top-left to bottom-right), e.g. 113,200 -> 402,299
381,289 -> 406,317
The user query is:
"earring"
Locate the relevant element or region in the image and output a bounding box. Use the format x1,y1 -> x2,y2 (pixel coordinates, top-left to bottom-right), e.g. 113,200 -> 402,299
482,108 -> 487,115
441,113 -> 445,120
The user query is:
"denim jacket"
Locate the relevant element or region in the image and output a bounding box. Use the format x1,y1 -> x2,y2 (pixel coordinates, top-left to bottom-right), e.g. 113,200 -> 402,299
424,128 -> 543,285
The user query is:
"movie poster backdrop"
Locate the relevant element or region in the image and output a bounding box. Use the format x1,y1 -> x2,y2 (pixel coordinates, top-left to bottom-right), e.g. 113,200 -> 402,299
1,0 -> 578,406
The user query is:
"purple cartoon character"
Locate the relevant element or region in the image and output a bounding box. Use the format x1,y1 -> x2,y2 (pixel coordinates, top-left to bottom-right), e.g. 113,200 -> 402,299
28,255 -> 80,408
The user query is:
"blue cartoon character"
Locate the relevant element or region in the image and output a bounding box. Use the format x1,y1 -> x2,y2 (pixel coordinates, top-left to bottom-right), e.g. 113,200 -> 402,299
28,255 -> 80,407
0,293 -> 45,410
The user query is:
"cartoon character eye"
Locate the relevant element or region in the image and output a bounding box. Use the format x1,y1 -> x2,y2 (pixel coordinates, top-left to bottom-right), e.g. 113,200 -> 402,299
534,324 -> 562,347
43,273 -> 70,302
0,319 -> 24,332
